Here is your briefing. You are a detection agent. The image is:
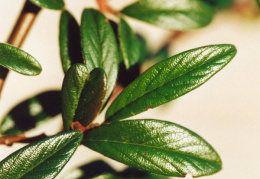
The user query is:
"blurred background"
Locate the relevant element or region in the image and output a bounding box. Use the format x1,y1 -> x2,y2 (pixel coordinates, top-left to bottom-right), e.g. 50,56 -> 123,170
0,0 -> 260,178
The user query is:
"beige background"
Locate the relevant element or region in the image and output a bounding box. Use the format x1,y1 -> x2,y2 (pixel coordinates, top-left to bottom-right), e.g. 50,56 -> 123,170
1,0 -> 260,178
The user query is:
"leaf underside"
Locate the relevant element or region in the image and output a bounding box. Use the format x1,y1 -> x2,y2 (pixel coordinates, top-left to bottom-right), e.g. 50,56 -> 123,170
106,44 -> 236,122
81,9 -> 119,104
0,130 -> 82,179
29,0 -> 64,10
0,43 -> 42,75
121,0 -> 214,31
82,119 -> 222,177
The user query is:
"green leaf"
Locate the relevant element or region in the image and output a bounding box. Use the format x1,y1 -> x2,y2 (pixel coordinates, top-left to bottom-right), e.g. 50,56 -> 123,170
202,0 -> 233,9
82,119 -> 222,177
137,34 -> 149,64
257,0 -> 260,8
121,0 -> 214,31
62,64 -> 106,129
152,45 -> 169,63
59,10 -> 83,73
106,44 -> 236,122
0,43 -> 42,75
0,91 -> 61,136
81,9 -> 119,104
29,0 -> 64,10
119,18 -> 141,69
0,130 -> 82,179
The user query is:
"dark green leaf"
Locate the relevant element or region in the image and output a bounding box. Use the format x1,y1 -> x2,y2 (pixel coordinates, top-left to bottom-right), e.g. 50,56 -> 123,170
202,0 -> 233,9
0,43 -> 42,75
29,0 -> 64,10
0,91 -> 61,136
136,34 -> 149,64
83,119 -> 222,177
62,64 -> 88,130
121,0 -> 214,31
257,0 -> 260,8
119,18 -> 141,69
81,9 -> 119,104
106,44 -> 236,122
0,130 -> 82,179
59,10 -> 83,73
62,64 -> 106,129
74,68 -> 107,127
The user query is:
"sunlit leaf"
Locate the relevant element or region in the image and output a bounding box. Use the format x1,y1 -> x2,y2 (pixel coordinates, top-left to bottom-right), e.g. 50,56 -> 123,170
121,0 -> 214,30
81,9 -> 119,104
106,44 -> 236,122
83,119 -> 222,177
29,0 -> 64,10
59,10 -> 83,73
0,91 -> 61,136
0,43 -> 42,75
0,130 -> 82,178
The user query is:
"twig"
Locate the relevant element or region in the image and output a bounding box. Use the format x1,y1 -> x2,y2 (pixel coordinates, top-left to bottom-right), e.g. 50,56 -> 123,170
0,0 -> 41,96
96,0 -> 118,15
0,133 -> 47,146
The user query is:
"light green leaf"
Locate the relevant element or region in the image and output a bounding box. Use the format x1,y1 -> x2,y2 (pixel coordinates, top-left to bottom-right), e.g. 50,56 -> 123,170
29,0 -> 64,10
121,0 -> 214,31
119,18 -> 140,69
0,130 -> 82,179
106,44 -> 236,122
59,10 -> 83,73
0,43 -> 42,75
0,91 -> 61,136
82,119 -> 222,177
62,64 -> 106,129
81,9 -> 119,104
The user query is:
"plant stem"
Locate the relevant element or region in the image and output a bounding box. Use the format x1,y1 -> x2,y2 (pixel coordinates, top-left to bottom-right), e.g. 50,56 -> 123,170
0,0 -> 41,96
0,133 -> 47,146
96,0 -> 118,15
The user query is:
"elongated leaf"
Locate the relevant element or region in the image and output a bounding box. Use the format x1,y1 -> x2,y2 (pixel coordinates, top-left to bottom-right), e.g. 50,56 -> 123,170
121,0 -> 214,31
0,91 -> 61,136
81,9 -> 119,104
62,65 -> 106,129
202,0 -> 233,9
106,44 -> 236,122
29,0 -> 64,10
74,68 -> 107,127
59,10 -> 83,73
83,119 -> 222,177
0,130 -> 82,179
0,43 -> 42,75
137,34 -> 149,64
119,18 -> 140,69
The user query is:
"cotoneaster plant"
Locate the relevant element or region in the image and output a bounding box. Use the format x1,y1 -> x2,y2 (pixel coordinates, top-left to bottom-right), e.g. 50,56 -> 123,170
1,0 -> 254,178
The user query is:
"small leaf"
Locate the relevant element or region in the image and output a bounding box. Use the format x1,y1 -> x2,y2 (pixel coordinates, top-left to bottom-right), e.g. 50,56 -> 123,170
81,9 -> 119,104
121,0 -> 214,31
106,44 -> 236,122
0,43 -> 42,75
119,18 -> 141,69
74,68 -> 107,127
59,10 -> 83,73
29,0 -> 64,10
82,119 -> 222,177
0,130 -> 82,179
0,91 -> 61,136
62,64 -> 106,129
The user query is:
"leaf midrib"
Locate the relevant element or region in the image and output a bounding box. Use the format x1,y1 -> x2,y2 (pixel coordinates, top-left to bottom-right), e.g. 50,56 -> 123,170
86,138 -> 220,166
108,47 -> 234,120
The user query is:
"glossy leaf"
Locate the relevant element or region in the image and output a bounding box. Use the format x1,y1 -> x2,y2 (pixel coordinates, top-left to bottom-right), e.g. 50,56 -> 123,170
29,0 -> 64,10
119,18 -> 141,69
0,130 -> 82,179
81,9 -> 119,104
62,64 -> 106,129
59,10 -> 83,73
121,0 -> 214,31
0,91 -> 61,136
0,43 -> 42,75
82,119 -> 222,177
106,44 -> 236,122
